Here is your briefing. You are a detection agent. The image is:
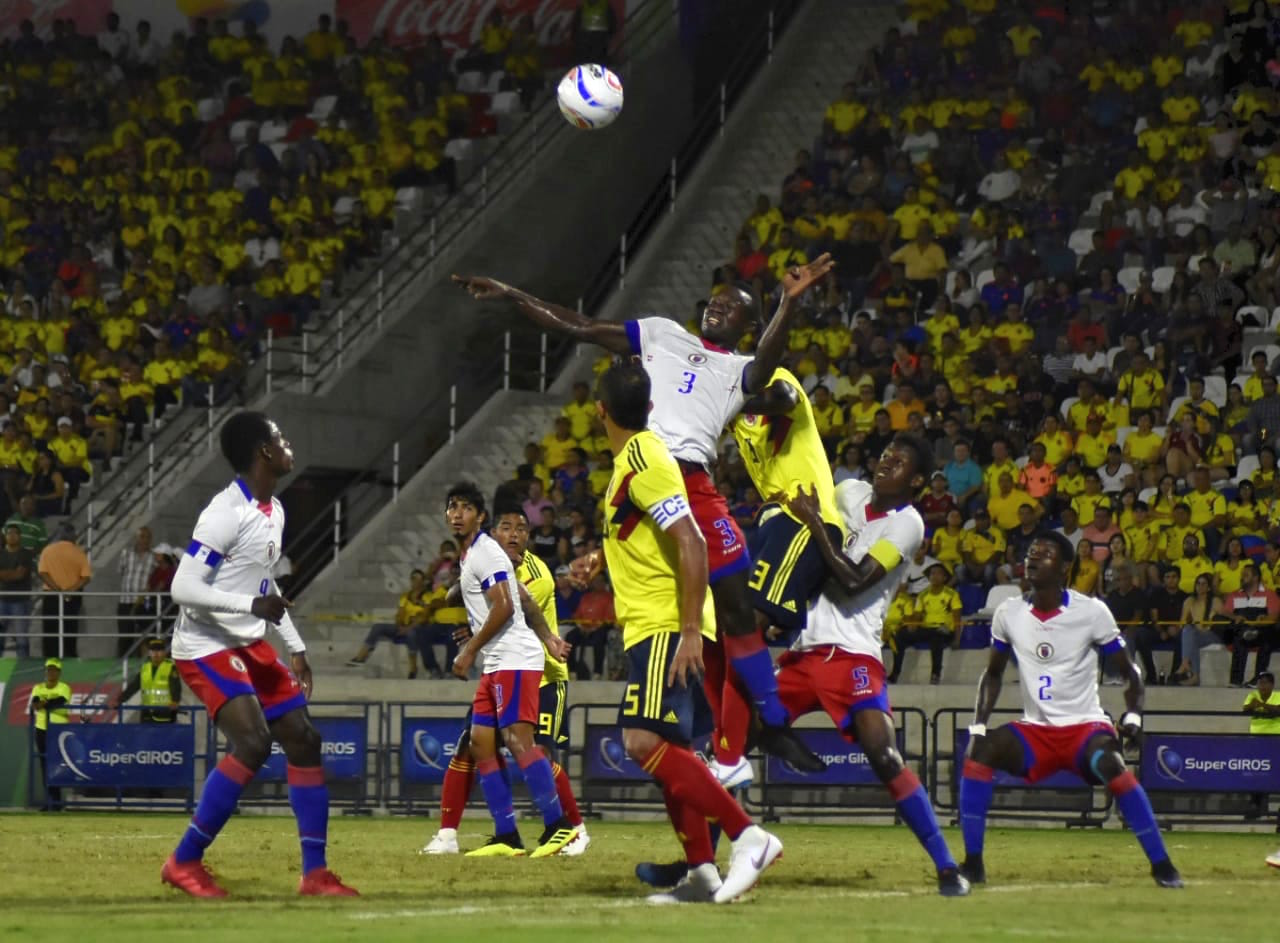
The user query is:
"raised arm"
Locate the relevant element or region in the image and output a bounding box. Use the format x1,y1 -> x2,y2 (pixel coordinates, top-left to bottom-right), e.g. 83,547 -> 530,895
743,253 -> 834,393
785,484 -> 887,597
453,275 -> 632,355
739,377 -> 800,418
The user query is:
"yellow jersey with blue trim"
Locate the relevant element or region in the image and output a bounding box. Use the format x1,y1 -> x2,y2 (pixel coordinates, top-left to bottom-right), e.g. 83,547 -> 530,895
794,479 -> 925,659
516,551 -> 568,685
603,429 -> 716,650
731,366 -> 842,531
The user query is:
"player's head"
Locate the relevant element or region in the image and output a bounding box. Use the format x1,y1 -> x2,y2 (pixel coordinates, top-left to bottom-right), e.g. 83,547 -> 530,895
1025,532 -> 1074,590
701,282 -> 762,346
491,483 -> 530,562
147,637 -> 167,664
219,411 -> 293,476
1260,671 -> 1275,697
596,359 -> 651,432
445,480 -> 486,538
873,433 -> 932,501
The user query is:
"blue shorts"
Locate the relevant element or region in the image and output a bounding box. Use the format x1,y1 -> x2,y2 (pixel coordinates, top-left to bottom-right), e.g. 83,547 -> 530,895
537,680 -> 570,753
617,634 -> 712,745
747,507 -> 842,631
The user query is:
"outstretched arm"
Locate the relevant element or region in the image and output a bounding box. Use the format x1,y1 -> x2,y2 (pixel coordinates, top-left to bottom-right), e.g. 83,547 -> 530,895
739,377 -> 800,417
744,253 -> 834,392
453,275 -> 631,355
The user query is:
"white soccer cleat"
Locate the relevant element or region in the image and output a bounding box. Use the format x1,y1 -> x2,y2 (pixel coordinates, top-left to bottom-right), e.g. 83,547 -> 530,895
646,863 -> 722,904
1266,848 -> 1280,869
559,825 -> 591,856
419,828 -> 459,855
709,756 -> 755,790
713,825 -> 783,903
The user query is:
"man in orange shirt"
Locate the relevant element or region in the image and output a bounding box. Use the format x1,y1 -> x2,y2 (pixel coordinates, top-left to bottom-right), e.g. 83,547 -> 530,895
887,382 -> 926,431
37,523 -> 92,658
1018,441 -> 1058,510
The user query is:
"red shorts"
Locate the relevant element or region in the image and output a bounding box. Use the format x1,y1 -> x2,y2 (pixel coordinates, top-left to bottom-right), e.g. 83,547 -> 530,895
471,669 -> 542,729
680,465 -> 750,582
176,639 -> 306,722
776,647 -> 891,740
1008,720 -> 1116,784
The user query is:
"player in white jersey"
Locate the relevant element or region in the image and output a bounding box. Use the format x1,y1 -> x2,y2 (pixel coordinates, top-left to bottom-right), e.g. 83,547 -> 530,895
162,412 -> 357,899
444,481 -> 579,858
781,435 -> 969,897
957,532 -> 1183,889
452,260 -> 833,777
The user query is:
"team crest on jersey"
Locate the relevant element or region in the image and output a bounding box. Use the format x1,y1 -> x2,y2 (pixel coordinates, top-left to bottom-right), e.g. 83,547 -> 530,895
741,414 -> 759,426
267,541 -> 276,562
687,352 -> 708,366
1036,642 -> 1054,661
229,656 -> 247,673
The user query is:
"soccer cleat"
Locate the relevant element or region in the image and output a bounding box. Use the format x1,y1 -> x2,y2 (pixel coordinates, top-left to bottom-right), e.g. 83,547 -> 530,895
299,868 -> 360,896
709,756 -> 755,790
938,867 -> 971,897
559,825 -> 591,856
756,724 -> 826,773
636,859 -> 690,888
1152,860 -> 1184,888
465,832 -> 526,857
646,863 -> 722,904
420,828 -> 459,855
161,855 -> 228,898
530,819 -> 581,859
1266,849 -> 1280,869
958,856 -> 986,885
712,825 -> 783,903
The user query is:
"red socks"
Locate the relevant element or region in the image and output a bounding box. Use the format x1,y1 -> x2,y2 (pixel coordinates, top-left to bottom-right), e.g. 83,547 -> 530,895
642,741 -> 751,839
703,635 -> 750,765
551,761 -> 582,826
440,757 -> 475,831
663,784 -> 714,866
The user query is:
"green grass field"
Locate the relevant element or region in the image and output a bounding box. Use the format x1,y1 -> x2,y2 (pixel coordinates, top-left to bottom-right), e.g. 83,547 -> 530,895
0,815 -> 1271,942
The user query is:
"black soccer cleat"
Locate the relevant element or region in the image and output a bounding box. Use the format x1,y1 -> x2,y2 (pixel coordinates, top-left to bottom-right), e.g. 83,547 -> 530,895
938,867 -> 971,897
635,860 -> 690,888
959,856 -> 986,885
1152,860 -> 1184,889
757,724 -> 827,773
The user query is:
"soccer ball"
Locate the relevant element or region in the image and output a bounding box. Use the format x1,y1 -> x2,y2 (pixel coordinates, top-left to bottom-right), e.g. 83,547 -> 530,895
557,64 -> 624,130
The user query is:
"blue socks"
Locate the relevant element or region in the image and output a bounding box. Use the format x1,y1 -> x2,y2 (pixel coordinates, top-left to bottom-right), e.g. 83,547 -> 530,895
890,769 -> 956,872
174,755 -> 255,863
724,634 -> 788,727
288,765 -> 330,874
1111,771 -> 1170,866
959,759 -> 995,858
477,757 -> 519,835
517,751 -> 565,828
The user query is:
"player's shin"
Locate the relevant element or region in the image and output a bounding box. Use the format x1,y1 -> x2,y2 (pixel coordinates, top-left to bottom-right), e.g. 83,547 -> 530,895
516,749 -> 564,827
958,758 -> 996,860
1108,770 -> 1171,867
477,756 -> 519,836
440,757 -> 476,831
723,631 -> 789,728
551,761 -> 582,826
288,763 -> 330,874
887,767 -> 957,873
643,741 -> 752,839
174,755 -> 256,863
663,785 -> 715,866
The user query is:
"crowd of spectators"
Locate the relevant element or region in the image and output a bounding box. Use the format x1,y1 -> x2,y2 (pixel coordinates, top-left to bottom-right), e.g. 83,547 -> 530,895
0,11 -> 550,525
508,1 -> 1280,687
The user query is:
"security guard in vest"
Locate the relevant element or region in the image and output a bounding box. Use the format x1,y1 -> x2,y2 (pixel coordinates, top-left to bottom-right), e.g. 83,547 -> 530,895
111,637 -> 181,723
30,657 -> 72,810
573,0 -> 617,65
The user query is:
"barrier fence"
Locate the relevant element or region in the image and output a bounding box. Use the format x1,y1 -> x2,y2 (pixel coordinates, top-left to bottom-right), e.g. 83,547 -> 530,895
24,702 -> 1280,827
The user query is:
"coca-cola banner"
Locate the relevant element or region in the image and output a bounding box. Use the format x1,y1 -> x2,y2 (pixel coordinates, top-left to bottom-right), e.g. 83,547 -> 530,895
0,0 -> 111,37
337,0 -> 628,51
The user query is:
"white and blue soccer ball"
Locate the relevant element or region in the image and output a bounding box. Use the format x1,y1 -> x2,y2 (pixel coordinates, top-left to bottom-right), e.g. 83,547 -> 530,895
557,64 -> 624,130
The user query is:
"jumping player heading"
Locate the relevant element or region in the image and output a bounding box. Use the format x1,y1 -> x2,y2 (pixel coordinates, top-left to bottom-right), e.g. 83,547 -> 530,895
453,257 -> 833,774
957,532 -> 1183,889
162,412 -> 356,898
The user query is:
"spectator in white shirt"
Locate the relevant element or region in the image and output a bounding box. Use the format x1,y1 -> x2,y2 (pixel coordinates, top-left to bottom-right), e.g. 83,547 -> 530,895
129,20 -> 161,67
900,115 -> 939,166
1072,336 -> 1109,384
98,12 -> 130,60
1184,41 -> 1220,82
1165,187 -> 1209,244
244,229 -> 282,270
977,152 -> 1021,203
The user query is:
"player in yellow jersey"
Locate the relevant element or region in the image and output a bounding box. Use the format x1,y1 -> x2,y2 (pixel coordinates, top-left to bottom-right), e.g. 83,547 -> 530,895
574,361 -> 782,904
420,493 -> 588,857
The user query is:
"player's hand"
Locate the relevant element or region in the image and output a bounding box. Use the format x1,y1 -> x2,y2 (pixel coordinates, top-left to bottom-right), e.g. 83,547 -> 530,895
252,594 -> 291,624
667,632 -> 704,688
570,550 -> 603,589
780,252 -> 835,299
452,646 -> 475,679
451,625 -> 474,646
452,274 -> 507,300
785,484 -> 824,528
546,635 -> 572,663
291,653 -> 313,699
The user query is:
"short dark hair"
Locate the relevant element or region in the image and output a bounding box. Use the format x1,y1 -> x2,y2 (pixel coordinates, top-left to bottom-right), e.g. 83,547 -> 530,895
1260,671 -> 1275,683
1036,531 -> 1076,567
445,480 -> 486,515
411,568 -> 425,579
491,483 -> 526,522
597,360 -> 651,431
219,411 -> 274,474
734,281 -> 764,333
891,432 -> 934,480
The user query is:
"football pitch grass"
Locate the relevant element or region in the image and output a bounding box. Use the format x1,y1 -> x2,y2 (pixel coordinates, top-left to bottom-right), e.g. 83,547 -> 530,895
0,814 -> 1270,942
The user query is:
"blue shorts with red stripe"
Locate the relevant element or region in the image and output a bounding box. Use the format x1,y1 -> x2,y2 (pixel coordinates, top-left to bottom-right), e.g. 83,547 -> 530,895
470,668 -> 542,729
176,639 -> 307,723
1007,720 -> 1117,784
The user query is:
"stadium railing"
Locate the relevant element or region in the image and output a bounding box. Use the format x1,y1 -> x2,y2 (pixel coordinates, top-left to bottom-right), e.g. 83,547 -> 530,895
2,590 -> 173,662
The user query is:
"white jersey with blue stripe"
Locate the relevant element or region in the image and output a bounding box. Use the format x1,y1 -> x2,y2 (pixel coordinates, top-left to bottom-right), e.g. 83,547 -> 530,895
461,531 -> 544,674
624,316 -> 753,467
991,589 -> 1124,727
172,478 -> 292,660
